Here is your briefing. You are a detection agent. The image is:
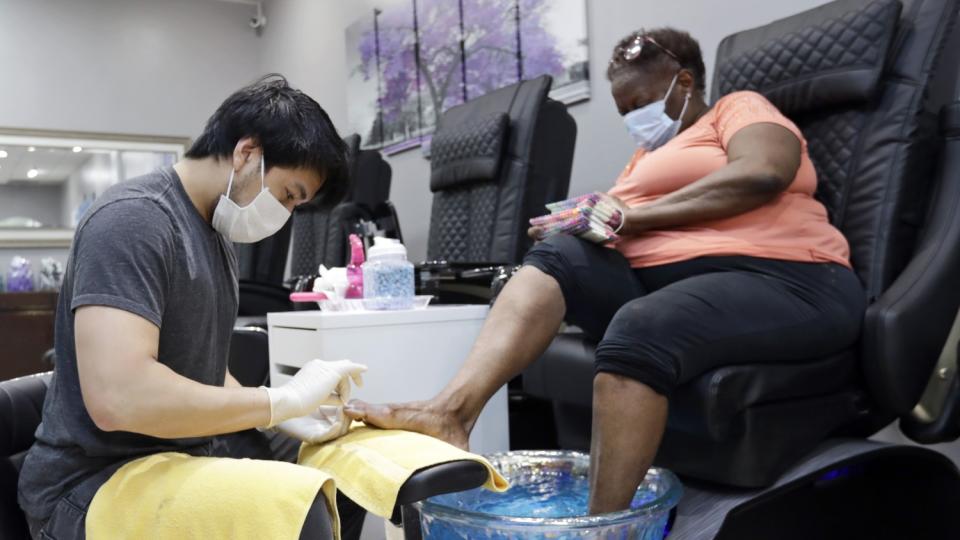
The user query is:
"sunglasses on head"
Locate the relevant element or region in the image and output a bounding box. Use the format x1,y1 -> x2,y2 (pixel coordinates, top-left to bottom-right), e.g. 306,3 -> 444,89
621,35 -> 680,62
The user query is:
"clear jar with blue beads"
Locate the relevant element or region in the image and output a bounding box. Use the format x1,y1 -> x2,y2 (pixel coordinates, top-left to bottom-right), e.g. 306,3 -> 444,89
362,237 -> 415,310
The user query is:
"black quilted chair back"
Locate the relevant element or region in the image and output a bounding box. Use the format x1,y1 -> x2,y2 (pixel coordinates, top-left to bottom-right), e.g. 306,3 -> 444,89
289,134 -> 392,273
713,0 -> 960,416
713,0 -> 957,302
1,373 -> 50,539
426,75 -> 577,264
235,220 -> 293,284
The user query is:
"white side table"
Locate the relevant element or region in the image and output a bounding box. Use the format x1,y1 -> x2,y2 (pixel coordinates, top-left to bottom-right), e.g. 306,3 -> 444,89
267,305 -> 509,454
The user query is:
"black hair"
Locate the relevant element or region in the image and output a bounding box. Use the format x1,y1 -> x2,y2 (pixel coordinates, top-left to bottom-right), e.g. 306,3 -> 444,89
607,28 -> 707,93
186,74 -> 350,208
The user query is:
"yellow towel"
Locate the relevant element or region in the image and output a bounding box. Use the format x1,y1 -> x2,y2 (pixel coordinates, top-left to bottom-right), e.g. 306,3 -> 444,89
86,452 -> 338,540
298,423 -> 509,518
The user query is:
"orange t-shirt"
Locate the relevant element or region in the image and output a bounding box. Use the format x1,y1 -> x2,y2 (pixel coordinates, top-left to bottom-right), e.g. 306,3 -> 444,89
608,90 -> 851,269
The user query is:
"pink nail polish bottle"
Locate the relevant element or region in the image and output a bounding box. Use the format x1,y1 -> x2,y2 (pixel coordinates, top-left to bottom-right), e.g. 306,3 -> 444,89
345,234 -> 365,299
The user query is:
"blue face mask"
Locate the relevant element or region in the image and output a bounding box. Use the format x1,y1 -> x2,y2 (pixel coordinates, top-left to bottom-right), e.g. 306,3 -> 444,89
622,73 -> 691,151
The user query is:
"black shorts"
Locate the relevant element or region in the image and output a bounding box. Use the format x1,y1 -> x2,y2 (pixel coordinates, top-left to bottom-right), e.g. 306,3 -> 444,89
523,235 -> 866,396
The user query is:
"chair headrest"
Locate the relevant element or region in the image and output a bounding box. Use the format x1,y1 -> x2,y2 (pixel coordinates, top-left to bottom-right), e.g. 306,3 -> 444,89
430,112 -> 509,192
712,0 -> 902,115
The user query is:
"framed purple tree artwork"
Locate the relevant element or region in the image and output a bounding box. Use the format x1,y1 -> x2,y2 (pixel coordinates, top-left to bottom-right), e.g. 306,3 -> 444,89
345,0 -> 589,154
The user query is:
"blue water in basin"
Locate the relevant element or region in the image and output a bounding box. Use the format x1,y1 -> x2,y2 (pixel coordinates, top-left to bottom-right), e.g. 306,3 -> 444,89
419,451 -> 682,540
429,469 -> 661,519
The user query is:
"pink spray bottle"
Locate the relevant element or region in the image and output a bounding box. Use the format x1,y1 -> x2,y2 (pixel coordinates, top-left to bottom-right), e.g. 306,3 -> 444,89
345,234 -> 365,299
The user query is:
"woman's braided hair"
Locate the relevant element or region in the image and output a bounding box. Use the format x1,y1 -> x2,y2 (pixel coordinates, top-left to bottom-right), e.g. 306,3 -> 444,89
607,27 -> 707,93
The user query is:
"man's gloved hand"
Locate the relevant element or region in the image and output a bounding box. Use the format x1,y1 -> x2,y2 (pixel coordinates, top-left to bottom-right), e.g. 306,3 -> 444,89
260,359 -> 366,428
273,403 -> 351,444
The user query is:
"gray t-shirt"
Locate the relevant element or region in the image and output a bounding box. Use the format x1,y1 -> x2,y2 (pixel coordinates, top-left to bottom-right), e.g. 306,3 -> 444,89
18,166 -> 239,523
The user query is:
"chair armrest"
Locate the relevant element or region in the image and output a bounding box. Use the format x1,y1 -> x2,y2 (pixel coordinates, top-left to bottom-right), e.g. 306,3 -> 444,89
862,104 -> 960,416
234,317 -> 268,329
415,261 -> 516,305
902,375 -> 960,444
395,460 -> 489,506
416,261 -> 509,279
0,372 -> 52,456
901,337 -> 960,444
391,460 -> 489,537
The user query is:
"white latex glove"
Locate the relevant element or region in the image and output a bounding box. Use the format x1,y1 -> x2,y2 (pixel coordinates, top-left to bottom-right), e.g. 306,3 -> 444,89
260,359 -> 366,428
273,403 -> 351,444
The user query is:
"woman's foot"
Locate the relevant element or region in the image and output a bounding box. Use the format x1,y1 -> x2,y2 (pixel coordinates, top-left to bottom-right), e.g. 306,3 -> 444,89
343,399 -> 472,450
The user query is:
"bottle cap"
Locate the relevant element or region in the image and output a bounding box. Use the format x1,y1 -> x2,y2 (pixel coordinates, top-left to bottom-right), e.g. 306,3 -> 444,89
366,237 -> 407,260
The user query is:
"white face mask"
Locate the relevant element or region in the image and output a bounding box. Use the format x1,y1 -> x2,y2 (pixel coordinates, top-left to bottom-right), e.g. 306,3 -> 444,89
212,156 -> 291,243
622,73 -> 691,151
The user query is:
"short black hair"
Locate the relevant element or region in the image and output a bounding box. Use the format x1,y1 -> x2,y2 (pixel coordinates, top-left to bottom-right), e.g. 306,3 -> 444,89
607,28 -> 707,93
186,74 -> 350,208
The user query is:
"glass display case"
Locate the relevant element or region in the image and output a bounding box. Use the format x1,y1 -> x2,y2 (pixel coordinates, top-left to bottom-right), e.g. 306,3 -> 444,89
0,128 -> 189,371
0,127 -> 189,250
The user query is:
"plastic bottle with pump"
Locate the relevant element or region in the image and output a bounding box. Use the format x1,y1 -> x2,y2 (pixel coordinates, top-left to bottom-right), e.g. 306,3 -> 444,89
345,234 -> 365,299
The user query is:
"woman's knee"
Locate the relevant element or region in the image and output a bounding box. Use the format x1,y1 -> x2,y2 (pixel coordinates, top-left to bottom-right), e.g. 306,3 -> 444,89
523,235 -> 592,278
521,235 -> 593,302
522,235 -> 643,339
594,299 -> 683,397
522,234 -> 632,299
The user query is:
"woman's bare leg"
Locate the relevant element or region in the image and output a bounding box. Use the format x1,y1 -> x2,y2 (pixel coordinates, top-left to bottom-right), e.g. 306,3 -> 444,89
588,372 -> 668,514
344,266 -> 565,449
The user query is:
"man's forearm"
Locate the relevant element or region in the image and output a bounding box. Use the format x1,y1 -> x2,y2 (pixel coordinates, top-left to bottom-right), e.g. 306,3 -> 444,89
94,360 -> 271,438
76,305 -> 274,439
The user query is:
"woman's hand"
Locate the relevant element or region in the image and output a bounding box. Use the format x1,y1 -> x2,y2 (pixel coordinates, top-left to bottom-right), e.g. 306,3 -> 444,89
602,194 -> 631,236
529,193 -> 629,240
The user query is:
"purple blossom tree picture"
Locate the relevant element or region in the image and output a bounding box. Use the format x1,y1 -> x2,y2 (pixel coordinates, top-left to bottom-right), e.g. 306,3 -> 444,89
345,0 -> 589,153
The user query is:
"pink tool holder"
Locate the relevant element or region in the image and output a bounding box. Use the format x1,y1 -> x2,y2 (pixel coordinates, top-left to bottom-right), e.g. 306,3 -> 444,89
289,291 -> 329,303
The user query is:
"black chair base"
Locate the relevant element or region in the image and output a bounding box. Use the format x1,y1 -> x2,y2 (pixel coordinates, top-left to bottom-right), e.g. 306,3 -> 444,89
671,439 -> 960,540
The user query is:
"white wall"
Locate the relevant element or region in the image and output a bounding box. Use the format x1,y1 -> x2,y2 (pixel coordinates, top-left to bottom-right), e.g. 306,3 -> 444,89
0,0 -> 264,136
260,0 -> 831,261
258,0 -> 370,132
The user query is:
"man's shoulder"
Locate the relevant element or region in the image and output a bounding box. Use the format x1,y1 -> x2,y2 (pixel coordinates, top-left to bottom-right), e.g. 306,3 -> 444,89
78,196 -> 176,241
76,170 -> 179,239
